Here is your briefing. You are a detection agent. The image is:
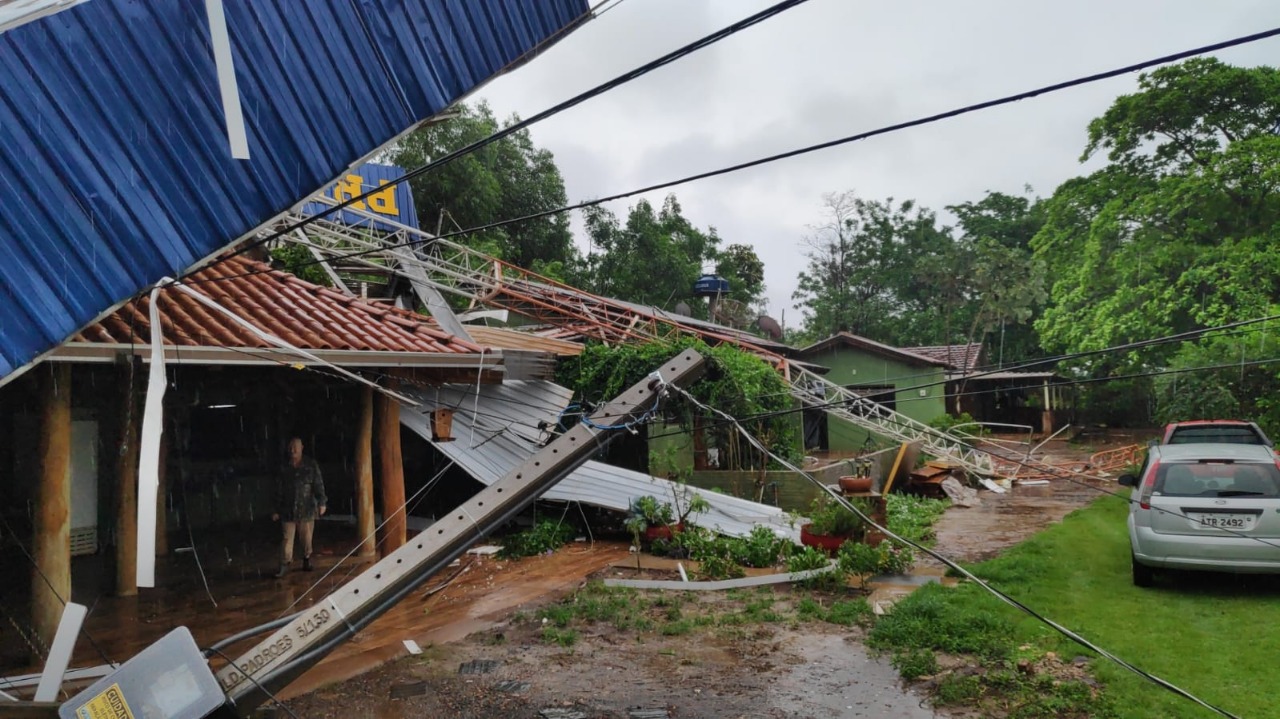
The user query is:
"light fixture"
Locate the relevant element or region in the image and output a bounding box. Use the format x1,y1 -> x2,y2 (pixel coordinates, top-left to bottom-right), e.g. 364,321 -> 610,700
206,404 -> 237,409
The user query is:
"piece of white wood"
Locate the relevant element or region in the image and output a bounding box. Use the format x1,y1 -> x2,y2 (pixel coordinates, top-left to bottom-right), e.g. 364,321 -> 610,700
205,0 -> 249,159
603,563 -> 837,592
33,602 -> 87,702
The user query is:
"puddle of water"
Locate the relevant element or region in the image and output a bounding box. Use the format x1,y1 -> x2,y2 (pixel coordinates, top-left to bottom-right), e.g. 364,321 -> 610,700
767,634 -> 938,718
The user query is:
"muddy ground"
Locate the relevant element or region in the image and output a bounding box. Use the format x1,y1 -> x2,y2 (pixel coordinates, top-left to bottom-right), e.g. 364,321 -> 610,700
284,437 -> 1134,718
288,589 -> 939,719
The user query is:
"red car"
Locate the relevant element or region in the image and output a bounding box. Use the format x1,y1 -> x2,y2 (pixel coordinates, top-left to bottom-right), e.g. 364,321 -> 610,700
1161,420 -> 1273,447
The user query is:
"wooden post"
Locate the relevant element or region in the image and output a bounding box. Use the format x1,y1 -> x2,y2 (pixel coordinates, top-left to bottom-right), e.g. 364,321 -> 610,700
33,364 -> 72,655
355,386 -> 376,557
115,365 -> 140,596
154,430 -> 169,557
376,389 -> 406,554
1041,379 -> 1054,435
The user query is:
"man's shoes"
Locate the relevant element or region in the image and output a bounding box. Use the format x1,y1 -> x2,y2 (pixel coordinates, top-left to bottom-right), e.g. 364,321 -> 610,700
302,557 -> 313,572
274,562 -> 289,578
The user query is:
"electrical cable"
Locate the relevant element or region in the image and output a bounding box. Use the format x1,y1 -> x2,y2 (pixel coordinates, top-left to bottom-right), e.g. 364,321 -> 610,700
0,511 -> 119,670
198,0 -> 814,273
205,646 -> 302,719
188,25 -> 1280,286
667,383 -> 1244,719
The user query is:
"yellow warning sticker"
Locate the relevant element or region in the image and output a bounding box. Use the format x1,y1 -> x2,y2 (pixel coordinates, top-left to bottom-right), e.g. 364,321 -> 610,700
74,683 -> 134,719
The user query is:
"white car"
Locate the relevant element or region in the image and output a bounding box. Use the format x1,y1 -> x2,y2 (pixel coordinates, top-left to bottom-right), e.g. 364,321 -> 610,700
1118,443 -> 1280,586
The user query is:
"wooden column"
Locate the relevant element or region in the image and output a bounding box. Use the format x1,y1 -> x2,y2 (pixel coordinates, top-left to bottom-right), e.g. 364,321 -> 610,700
1041,379 -> 1054,435
154,431 -> 169,557
33,364 -> 72,654
376,389 -> 406,554
355,386 -> 376,557
114,366 -> 140,596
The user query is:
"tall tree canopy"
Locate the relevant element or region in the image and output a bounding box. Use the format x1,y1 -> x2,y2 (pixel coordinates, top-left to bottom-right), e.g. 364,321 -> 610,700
582,195 -> 723,316
1031,58 -> 1280,425
790,191 -> 1045,353
1032,58 -> 1280,366
390,101 -> 580,279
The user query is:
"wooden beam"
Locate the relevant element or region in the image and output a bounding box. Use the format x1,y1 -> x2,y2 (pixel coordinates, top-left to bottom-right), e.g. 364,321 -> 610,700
33,364 -> 72,657
115,364 -> 140,596
376,386 -> 406,554
355,386 -> 376,557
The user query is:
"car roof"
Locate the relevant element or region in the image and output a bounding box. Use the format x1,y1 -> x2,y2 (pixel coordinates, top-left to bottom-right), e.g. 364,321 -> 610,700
1167,420 -> 1255,428
1150,443 -> 1276,461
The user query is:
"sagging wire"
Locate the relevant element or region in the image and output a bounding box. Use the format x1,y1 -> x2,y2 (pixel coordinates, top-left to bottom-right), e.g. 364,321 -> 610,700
667,384 -> 1244,719
273,459 -> 457,620
204,646 -> 301,719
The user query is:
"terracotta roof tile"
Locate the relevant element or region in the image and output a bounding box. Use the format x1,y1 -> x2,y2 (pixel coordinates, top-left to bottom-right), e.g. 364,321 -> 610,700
71,256 -> 483,355
903,343 -> 984,372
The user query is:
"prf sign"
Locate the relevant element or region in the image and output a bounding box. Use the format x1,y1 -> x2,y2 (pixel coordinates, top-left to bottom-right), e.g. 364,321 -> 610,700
302,162 -> 419,232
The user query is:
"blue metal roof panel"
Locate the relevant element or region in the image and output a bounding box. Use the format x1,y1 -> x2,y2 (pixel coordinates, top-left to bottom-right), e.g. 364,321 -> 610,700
0,0 -> 589,381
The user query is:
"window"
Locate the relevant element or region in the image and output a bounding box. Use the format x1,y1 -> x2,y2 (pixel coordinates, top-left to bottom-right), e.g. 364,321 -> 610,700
1155,462 -> 1280,498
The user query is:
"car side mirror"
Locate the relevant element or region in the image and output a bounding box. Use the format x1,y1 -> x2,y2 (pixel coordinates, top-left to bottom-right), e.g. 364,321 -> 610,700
1118,474 -> 1137,487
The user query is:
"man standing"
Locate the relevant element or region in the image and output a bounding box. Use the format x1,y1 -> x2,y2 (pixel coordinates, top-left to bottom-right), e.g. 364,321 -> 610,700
272,437 -> 326,577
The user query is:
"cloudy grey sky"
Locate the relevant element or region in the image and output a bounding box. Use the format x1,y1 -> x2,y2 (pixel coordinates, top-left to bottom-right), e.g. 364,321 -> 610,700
475,0 -> 1278,327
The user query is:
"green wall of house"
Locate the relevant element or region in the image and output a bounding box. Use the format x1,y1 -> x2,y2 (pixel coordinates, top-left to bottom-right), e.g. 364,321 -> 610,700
802,346 -> 948,453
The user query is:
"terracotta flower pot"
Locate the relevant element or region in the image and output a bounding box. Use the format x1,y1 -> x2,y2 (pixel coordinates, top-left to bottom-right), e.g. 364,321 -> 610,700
839,475 -> 873,493
800,523 -> 851,554
643,522 -> 684,542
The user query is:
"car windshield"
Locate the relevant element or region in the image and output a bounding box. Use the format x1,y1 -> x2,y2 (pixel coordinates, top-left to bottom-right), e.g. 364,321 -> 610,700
1167,426 -> 1264,444
1154,461 -> 1280,498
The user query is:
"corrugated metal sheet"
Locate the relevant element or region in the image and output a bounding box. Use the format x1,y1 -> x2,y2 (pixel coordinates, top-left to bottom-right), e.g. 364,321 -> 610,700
0,0 -> 589,383
399,381 -> 799,541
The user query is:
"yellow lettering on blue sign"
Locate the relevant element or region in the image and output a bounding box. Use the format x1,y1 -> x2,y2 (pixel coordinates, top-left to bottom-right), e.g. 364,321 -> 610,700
367,179 -> 398,216
329,174 -> 399,217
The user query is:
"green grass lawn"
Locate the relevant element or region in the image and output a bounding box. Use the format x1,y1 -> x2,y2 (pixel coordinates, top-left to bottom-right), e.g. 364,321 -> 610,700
872,493 -> 1280,718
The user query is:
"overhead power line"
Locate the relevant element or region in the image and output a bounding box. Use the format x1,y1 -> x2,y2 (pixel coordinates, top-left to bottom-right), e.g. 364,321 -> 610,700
199,0 -> 814,274
187,25 -> 1280,286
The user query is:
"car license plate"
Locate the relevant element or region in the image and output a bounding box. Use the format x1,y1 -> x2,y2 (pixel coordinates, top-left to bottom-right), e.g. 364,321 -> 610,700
1188,513 -> 1254,530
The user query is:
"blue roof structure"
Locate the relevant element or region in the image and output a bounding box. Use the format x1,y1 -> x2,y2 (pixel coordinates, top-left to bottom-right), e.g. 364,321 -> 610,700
0,0 -> 588,383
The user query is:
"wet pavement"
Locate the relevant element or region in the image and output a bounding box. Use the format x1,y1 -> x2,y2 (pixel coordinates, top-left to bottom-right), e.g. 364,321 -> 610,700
767,634 -> 938,718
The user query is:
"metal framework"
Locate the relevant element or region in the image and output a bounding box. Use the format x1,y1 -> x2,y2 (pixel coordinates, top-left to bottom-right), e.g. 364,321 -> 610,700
277,198 -> 1001,475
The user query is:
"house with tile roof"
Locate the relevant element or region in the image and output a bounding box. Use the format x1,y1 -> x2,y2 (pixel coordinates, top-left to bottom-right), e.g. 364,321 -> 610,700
0,256 -> 519,661
902,342 -> 1071,435
794,333 -> 952,454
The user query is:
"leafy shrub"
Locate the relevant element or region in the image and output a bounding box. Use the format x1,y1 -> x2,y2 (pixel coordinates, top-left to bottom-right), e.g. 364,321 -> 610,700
729,526 -> 789,568
928,412 -> 982,434
806,495 -> 865,537
886,494 -> 949,545
892,648 -> 939,680
499,518 -> 576,558
838,540 -> 914,578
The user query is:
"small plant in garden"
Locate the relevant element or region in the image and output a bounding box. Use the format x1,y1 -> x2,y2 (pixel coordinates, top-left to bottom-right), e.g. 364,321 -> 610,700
885,494 -> 949,545
838,539 -> 915,582
805,495 -> 865,538
787,544 -> 848,591
499,518 -> 577,558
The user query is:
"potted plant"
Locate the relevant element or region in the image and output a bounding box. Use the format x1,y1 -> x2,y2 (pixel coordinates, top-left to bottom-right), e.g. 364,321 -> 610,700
799,495 -> 865,554
631,490 -> 710,543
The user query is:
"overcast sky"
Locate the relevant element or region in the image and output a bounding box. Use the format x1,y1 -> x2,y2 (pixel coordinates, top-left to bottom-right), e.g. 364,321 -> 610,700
475,0 -> 1278,328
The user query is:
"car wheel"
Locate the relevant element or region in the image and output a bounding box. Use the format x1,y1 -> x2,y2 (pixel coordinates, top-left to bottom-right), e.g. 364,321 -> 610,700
1132,555 -> 1154,587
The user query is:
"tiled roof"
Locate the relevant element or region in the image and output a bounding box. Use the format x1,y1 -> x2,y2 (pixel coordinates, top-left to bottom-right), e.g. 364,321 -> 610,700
903,343 -> 984,372
797,332 -> 949,367
73,256 -> 483,355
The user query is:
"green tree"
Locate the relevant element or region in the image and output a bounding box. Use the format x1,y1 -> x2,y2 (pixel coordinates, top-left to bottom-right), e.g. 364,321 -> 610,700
715,243 -> 767,311
946,191 -> 1048,367
582,195 -> 721,314
389,101 -> 581,278
1033,59 -> 1280,370
791,192 -> 950,343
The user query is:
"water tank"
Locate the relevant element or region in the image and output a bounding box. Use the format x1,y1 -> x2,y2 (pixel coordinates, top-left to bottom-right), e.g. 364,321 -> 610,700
693,274 -> 730,297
